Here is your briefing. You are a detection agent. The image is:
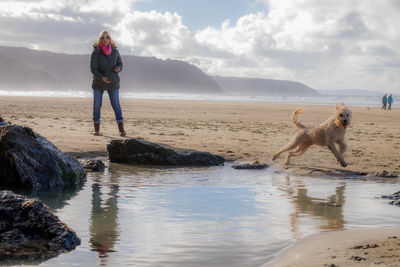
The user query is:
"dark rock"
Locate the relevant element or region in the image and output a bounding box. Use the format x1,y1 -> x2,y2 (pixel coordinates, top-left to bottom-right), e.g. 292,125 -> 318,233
381,191 -> 400,206
375,170 -> 398,178
0,190 -> 80,263
381,191 -> 400,200
0,117 -> 9,127
352,244 -> 379,249
389,200 -> 400,205
232,161 -> 268,169
107,138 -> 224,166
80,159 -> 106,172
0,125 -> 86,192
350,255 -> 366,261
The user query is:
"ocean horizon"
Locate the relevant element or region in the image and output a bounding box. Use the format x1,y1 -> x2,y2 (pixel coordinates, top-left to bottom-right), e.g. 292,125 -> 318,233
0,89 -> 395,107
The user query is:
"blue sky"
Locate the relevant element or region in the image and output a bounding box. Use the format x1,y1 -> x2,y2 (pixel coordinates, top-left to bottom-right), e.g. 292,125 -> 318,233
133,0 -> 267,32
1,0 -> 400,92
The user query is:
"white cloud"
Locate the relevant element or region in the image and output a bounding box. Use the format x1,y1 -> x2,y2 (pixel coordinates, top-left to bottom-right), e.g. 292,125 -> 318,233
0,0 -> 139,16
191,0 -> 400,90
0,0 -> 145,53
115,11 -> 191,56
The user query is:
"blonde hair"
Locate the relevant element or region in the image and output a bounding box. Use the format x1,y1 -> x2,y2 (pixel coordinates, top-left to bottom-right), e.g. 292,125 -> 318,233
93,30 -> 117,48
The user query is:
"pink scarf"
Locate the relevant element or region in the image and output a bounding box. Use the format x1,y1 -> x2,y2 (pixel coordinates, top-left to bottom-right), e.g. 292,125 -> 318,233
99,43 -> 112,55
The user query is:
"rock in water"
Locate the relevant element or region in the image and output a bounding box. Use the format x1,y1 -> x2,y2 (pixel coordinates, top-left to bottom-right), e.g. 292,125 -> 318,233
0,191 -> 80,262
381,191 -> 400,206
232,161 -> 268,169
107,138 -> 225,166
0,117 -> 9,127
375,170 -> 398,178
0,125 -> 86,191
80,159 -> 106,172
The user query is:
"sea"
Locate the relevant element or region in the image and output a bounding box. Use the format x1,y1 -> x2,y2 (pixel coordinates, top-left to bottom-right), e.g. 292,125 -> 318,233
0,89 -> 397,107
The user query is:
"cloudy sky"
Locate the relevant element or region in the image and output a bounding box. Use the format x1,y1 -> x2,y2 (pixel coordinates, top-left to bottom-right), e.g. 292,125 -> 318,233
1,0 -> 400,92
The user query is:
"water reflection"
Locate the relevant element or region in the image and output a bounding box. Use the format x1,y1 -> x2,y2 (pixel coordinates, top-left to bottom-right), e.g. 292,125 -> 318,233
90,181 -> 119,265
0,183 -> 84,211
25,164 -> 400,267
35,184 -> 84,211
281,176 -> 346,234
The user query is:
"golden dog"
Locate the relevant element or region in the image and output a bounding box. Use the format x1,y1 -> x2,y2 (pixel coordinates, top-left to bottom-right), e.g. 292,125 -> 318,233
272,103 -> 352,167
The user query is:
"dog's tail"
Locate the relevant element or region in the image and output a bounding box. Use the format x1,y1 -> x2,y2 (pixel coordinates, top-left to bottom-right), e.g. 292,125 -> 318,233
291,108 -> 306,129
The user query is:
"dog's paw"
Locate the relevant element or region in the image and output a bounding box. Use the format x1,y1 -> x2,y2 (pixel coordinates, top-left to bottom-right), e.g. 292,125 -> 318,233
272,155 -> 278,161
340,161 -> 347,167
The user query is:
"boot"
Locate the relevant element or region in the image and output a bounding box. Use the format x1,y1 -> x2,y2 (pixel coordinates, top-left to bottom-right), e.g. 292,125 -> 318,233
93,122 -> 101,136
118,122 -> 126,137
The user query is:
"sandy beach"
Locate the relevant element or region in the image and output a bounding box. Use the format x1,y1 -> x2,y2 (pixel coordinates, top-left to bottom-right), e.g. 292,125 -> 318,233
1,96 -> 399,176
1,96 -> 400,265
270,228 -> 400,266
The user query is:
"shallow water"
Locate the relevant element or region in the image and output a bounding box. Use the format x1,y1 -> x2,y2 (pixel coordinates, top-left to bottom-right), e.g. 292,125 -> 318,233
23,163 -> 400,267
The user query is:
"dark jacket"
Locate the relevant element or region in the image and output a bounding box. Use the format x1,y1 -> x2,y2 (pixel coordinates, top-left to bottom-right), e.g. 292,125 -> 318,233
90,46 -> 123,91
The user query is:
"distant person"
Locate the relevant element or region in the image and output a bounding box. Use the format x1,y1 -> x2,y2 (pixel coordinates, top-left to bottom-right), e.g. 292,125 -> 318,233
382,94 -> 387,110
388,94 -> 393,110
90,30 -> 126,136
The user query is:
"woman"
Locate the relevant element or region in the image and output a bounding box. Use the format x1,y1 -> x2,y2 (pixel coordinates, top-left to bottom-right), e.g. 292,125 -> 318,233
90,30 -> 126,136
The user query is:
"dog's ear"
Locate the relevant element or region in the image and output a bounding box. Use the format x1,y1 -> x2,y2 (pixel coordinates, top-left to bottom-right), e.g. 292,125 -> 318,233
335,102 -> 345,110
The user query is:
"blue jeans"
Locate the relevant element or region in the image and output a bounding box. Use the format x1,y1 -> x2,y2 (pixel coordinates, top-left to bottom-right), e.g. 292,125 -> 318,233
93,89 -> 123,123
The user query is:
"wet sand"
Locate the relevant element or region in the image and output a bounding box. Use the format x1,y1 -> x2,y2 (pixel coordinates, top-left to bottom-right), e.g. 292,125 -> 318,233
270,229 -> 400,267
1,96 -> 400,265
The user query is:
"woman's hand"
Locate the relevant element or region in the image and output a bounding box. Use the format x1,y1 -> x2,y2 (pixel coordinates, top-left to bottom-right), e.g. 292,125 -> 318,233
102,77 -> 111,83
114,67 -> 121,73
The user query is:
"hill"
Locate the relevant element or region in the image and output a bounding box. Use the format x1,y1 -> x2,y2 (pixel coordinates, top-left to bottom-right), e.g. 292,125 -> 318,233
0,46 -> 223,94
212,76 -> 320,96
0,46 -> 322,97
318,89 -> 384,96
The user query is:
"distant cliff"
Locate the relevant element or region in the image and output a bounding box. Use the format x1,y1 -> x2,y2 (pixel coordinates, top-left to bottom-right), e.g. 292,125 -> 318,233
0,46 -> 223,94
212,76 -> 320,96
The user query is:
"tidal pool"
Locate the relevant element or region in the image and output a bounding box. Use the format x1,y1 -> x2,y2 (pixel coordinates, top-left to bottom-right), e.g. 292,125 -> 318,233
23,163 -> 400,267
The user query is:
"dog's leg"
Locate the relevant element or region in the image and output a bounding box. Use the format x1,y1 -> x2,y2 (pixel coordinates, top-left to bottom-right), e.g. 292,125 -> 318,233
285,144 -> 310,165
336,139 -> 347,154
284,148 -> 300,165
327,143 -> 347,167
272,135 -> 304,161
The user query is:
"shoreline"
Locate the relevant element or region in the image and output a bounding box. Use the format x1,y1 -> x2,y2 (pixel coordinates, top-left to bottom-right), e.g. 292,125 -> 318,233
268,228 -> 400,267
0,92 -> 389,107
